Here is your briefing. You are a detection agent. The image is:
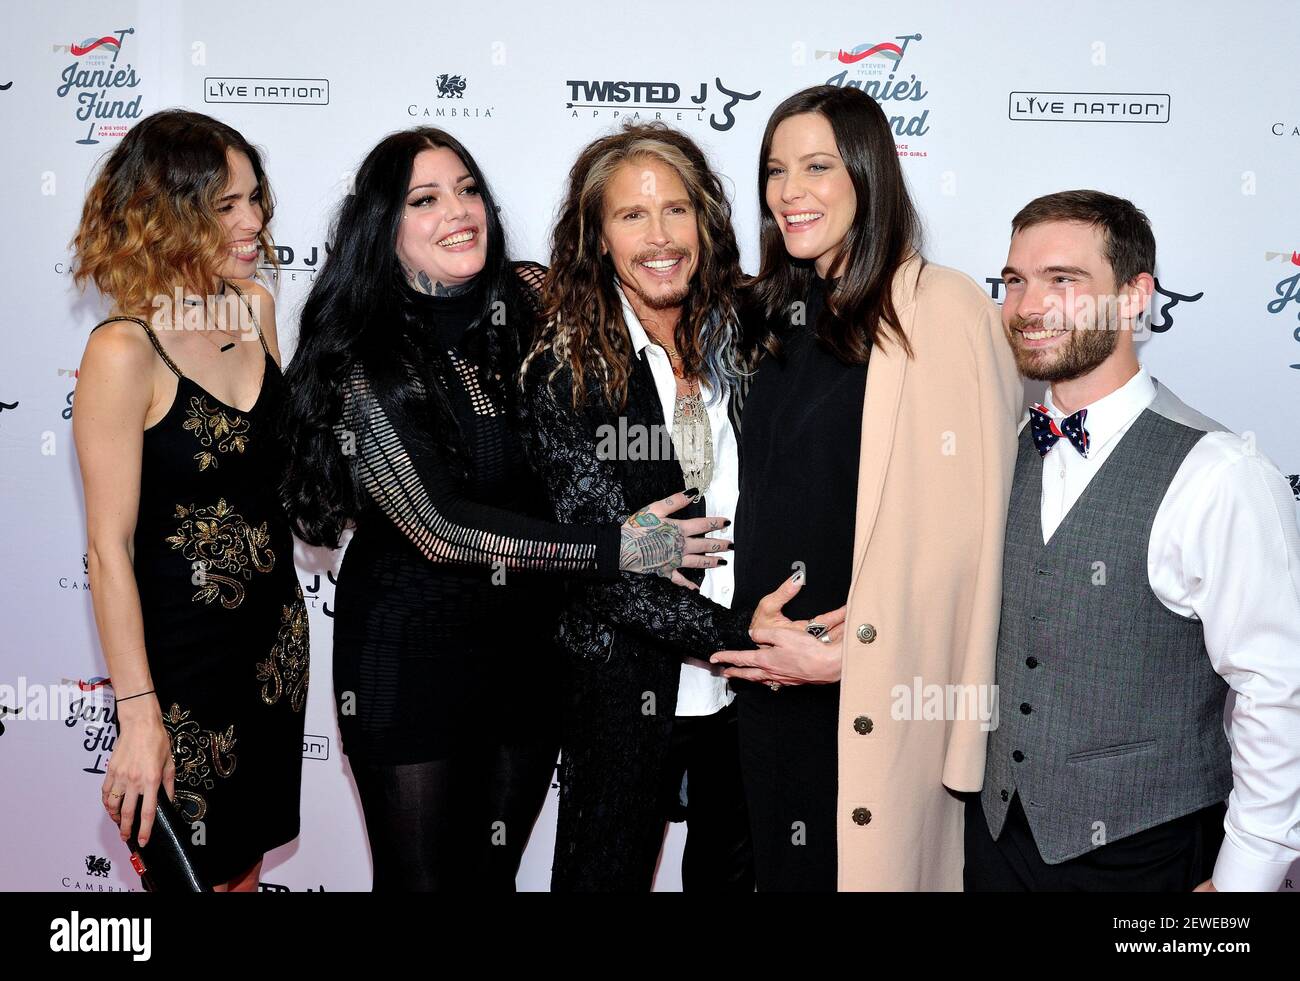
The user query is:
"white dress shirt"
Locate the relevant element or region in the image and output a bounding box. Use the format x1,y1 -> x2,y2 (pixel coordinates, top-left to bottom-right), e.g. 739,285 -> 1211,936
1030,365 -> 1300,891
617,285 -> 738,717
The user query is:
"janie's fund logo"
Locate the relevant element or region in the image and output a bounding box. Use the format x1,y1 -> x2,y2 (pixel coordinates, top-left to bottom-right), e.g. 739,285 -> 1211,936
54,27 -> 143,144
818,34 -> 930,149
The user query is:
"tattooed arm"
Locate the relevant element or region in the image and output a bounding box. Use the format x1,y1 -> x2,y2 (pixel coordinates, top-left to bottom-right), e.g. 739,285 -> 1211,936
519,358 -> 755,656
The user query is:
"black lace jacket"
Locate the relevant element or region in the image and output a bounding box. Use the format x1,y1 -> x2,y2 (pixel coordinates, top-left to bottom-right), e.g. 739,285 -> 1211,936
518,346 -> 755,890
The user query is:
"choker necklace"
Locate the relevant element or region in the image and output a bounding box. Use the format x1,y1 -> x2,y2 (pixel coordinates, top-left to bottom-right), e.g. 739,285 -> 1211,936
181,281 -> 238,352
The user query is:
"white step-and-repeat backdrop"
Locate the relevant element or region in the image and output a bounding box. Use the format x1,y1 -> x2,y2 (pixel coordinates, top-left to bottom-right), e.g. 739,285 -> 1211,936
1,0 -> 1296,891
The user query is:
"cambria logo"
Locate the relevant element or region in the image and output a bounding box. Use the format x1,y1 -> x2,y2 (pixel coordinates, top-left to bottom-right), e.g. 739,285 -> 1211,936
436,74 -> 466,98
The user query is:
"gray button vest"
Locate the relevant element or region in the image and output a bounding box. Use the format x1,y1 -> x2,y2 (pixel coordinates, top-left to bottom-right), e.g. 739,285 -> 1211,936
981,394 -> 1232,864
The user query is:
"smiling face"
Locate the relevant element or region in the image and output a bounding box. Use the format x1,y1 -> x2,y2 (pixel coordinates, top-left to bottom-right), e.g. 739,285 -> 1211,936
599,156 -> 700,314
396,146 -> 488,291
1001,220 -> 1136,382
215,148 -> 264,280
765,112 -> 857,278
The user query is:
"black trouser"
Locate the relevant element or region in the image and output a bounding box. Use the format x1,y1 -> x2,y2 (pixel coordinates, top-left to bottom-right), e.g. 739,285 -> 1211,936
350,738 -> 558,892
735,682 -> 840,891
640,702 -> 755,892
964,792 -> 1226,891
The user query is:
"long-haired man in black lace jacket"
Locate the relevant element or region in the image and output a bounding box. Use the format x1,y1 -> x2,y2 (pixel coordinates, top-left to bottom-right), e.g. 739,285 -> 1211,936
520,123 -> 833,891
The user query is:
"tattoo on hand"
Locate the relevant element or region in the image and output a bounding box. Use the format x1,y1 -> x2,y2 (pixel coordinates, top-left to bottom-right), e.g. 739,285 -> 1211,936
619,509 -> 686,576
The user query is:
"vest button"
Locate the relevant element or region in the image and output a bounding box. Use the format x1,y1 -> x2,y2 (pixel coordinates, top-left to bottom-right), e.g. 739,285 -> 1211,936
1012,750 -> 1025,762
856,623 -> 877,644
853,715 -> 873,734
1020,702 -> 1032,715
1000,789 -> 1010,802
851,807 -> 872,826
1025,656 -> 1039,669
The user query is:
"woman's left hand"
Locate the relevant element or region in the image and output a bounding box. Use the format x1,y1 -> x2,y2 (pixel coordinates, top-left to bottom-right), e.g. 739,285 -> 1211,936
710,621 -> 846,686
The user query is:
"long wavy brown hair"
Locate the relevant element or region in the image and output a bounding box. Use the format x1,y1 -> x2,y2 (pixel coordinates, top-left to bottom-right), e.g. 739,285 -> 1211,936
525,122 -> 743,410
72,109 -> 278,316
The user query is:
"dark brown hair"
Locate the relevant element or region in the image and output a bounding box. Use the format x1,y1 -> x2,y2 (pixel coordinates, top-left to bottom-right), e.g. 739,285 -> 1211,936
1010,189 -> 1156,287
746,85 -> 922,366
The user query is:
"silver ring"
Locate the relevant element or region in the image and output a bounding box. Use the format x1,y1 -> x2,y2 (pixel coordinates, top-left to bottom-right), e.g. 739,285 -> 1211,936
767,681 -> 781,692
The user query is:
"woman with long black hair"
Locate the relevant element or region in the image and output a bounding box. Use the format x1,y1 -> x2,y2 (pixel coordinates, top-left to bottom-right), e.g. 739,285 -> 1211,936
279,127 -> 729,891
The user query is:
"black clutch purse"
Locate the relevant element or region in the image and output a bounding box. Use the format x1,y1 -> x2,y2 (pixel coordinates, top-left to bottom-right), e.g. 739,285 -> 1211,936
125,787 -> 213,892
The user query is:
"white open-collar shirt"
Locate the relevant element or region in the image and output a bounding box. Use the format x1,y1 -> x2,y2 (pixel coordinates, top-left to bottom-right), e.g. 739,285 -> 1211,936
1032,365 -> 1300,891
617,284 -> 738,717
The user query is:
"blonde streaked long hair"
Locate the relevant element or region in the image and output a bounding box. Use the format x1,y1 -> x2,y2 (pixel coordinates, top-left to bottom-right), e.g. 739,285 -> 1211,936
524,122 -> 743,410
71,109 -> 278,317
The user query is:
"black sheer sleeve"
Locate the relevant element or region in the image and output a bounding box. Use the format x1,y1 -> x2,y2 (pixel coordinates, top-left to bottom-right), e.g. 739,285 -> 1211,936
338,362 -> 620,577
518,356 -> 755,656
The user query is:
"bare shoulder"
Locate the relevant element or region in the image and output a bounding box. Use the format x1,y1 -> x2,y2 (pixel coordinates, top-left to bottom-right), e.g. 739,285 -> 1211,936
76,319 -> 159,426
81,318 -> 157,375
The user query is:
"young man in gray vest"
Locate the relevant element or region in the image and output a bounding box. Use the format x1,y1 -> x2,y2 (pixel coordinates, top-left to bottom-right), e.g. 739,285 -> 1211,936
965,189 -> 1300,891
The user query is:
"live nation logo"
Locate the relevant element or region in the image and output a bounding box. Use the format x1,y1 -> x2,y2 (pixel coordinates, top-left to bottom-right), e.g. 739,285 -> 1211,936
205,77 -> 329,105
1009,91 -> 1170,123
54,27 -> 143,144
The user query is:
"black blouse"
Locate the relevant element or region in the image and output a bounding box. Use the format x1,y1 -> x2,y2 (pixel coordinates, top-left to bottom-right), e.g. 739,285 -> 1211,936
329,264 -> 620,763
732,274 -> 869,622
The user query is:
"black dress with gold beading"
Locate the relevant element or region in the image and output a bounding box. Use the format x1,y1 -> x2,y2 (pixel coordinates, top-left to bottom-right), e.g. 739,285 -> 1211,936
91,292 -> 307,885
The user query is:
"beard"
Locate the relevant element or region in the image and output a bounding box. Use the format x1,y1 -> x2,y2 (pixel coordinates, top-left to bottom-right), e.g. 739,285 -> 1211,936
1006,313 -> 1119,383
624,249 -> 693,310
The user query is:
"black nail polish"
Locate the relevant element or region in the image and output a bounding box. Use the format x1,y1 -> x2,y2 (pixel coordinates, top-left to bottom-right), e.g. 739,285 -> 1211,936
718,558 -> 728,566
724,519 -> 732,527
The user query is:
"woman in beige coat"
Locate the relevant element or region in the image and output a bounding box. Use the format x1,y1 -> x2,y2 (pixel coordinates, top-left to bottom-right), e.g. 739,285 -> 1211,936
713,85 -> 1022,890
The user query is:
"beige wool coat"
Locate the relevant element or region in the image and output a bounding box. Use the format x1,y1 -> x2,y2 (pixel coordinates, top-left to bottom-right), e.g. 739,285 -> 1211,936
835,255 -> 1023,890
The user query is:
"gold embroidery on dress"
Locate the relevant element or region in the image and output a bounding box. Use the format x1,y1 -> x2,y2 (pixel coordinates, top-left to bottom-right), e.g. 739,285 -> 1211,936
165,498 -> 275,609
161,702 -> 238,825
181,396 -> 250,471
256,591 -> 310,712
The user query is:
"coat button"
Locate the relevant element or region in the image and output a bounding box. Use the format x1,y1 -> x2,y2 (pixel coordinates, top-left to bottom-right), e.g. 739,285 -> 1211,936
1000,789 -> 1009,802
1012,750 -> 1025,763
1020,702 -> 1032,715
853,715 -> 873,734
851,807 -> 872,826
856,623 -> 877,644
1025,656 -> 1039,669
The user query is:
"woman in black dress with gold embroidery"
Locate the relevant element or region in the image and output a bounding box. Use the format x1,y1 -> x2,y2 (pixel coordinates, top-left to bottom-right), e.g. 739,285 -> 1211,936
71,110 -> 306,891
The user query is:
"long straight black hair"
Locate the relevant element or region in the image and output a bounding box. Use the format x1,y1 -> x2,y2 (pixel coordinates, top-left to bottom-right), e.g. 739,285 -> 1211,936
745,85 -> 923,365
279,127 -> 524,548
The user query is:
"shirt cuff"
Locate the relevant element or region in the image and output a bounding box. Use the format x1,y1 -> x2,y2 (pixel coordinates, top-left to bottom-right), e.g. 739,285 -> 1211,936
1211,834 -> 1296,892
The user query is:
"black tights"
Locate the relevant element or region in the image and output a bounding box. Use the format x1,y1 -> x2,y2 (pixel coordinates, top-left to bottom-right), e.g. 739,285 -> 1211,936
350,739 -> 558,892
